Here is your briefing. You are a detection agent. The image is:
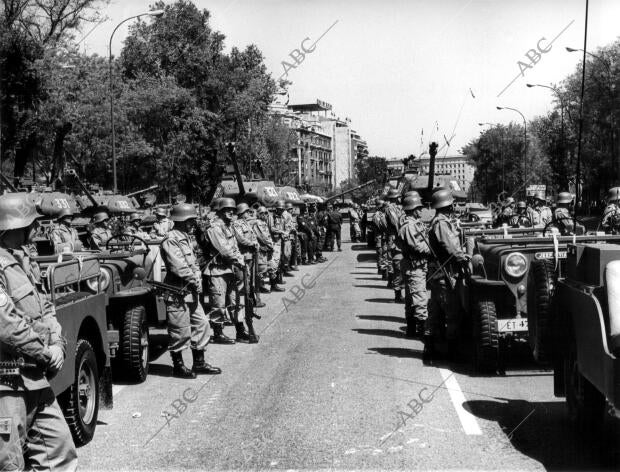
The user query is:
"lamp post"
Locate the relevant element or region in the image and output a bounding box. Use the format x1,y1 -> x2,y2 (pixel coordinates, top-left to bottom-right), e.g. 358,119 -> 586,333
526,83 -> 566,187
497,106 -> 527,192
109,9 -> 164,193
478,122 -> 505,192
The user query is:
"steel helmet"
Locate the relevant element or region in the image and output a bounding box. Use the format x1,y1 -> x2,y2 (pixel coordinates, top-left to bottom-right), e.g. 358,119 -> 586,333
275,200 -> 286,209
404,190 -> 421,199
92,211 -> 109,224
57,207 -> 74,219
170,203 -> 198,222
257,206 -> 268,215
517,201 -> 527,209
386,188 -> 400,200
431,189 -> 454,209
129,212 -> 142,222
237,203 -> 251,216
217,198 -> 236,212
402,196 -> 423,211
285,202 -> 294,210
534,190 -> 546,201
155,207 -> 168,217
0,193 -> 44,231
557,192 -> 573,204
608,187 -> 620,203
506,197 -> 515,204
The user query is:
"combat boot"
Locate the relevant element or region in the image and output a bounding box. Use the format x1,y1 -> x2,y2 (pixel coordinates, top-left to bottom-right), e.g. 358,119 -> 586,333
405,320 -> 416,338
191,350 -> 221,375
290,265 -> 299,271
270,277 -> 285,292
211,324 -> 235,344
422,336 -> 436,366
247,321 -> 260,344
381,270 -> 388,280
387,273 -> 394,288
254,293 -> 266,308
171,351 -> 196,379
236,322 -> 250,342
394,290 -> 403,303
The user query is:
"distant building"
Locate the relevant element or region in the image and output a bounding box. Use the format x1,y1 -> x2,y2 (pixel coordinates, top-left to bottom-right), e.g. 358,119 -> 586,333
417,154 -> 475,193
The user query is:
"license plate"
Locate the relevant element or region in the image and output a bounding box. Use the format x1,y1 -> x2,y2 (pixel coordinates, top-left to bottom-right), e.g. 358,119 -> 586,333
534,251 -> 567,260
498,318 -> 528,332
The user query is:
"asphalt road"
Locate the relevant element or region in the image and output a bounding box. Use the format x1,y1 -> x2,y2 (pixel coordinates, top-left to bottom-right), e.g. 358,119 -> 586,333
78,225 -> 618,471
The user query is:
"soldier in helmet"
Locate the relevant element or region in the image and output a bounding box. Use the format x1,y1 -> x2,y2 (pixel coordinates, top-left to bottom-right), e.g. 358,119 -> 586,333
398,194 -> 431,337
125,212 -> 151,240
426,188 -> 470,364
0,193 -> 78,471
553,192 -> 584,235
372,199 -> 388,276
325,203 -> 343,251
509,201 -> 532,227
50,207 -> 82,253
307,202 -> 326,263
601,187 -> 620,234
349,204 -> 362,242
270,200 -> 292,278
384,188 -> 405,302
316,202 -> 329,254
527,191 -> 552,228
160,203 -> 220,377
496,197 -> 515,226
253,206 -> 284,292
284,202 -> 300,271
296,203 -> 314,264
151,207 -> 174,238
202,198 -> 254,343
89,211 -> 112,250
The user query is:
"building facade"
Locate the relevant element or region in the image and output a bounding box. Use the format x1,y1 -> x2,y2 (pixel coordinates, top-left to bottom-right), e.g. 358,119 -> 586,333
417,154 -> 475,193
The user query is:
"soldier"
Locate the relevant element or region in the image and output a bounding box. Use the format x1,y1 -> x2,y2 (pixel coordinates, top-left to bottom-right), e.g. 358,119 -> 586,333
270,200 -> 292,278
399,195 -> 431,338
349,204 -> 362,242
509,201 -> 532,227
151,207 -> 174,238
161,203 -> 221,378
89,211 -> 113,250
601,187 -> 620,234
284,203 -> 300,271
372,199 -> 388,276
233,203 -> 266,312
307,202 -> 326,263
527,191 -> 553,228
204,198 -> 256,343
426,189 -> 470,364
316,202 -> 329,254
296,204 -> 314,264
325,203 -> 343,251
384,189 -> 404,302
0,193 -> 78,471
50,207 -> 82,253
254,206 -> 284,292
553,192 -> 584,235
496,197 -> 515,226
125,212 -> 151,240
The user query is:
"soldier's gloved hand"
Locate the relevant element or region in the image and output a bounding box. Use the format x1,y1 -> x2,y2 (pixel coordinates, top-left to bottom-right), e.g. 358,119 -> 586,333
47,345 -> 65,372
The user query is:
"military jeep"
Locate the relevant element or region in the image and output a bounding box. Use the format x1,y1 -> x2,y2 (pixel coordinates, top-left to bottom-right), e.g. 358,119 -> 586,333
552,243 -> 620,430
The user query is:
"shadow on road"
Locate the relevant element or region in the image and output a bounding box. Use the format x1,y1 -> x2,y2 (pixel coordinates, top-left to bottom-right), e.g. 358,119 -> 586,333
350,271 -> 376,275
357,314 -> 404,323
146,362 -> 174,378
355,277 -> 381,281
365,297 -> 395,303
356,254 -> 376,263
368,347 -> 423,359
352,328 -> 404,339
350,244 -> 371,251
354,284 -> 390,290
464,399 -> 619,470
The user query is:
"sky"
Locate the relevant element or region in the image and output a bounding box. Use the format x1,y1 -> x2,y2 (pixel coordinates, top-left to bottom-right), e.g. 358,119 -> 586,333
80,0 -> 620,158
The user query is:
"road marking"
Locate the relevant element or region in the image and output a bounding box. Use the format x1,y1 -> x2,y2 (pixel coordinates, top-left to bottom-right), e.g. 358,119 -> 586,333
112,385 -> 126,396
439,368 -> 482,435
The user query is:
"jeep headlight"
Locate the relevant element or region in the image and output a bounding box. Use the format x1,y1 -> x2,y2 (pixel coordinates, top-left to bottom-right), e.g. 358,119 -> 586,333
86,268 -> 111,292
504,252 -> 528,278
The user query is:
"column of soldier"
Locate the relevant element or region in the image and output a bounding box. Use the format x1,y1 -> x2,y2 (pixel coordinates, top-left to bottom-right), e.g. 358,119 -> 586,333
0,192 -> 340,471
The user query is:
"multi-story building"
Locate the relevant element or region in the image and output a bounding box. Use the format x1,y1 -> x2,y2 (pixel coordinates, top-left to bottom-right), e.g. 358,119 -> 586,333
417,154 -> 476,193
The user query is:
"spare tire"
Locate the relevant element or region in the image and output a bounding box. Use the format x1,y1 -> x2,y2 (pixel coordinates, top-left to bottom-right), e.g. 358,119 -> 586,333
528,259 -> 555,364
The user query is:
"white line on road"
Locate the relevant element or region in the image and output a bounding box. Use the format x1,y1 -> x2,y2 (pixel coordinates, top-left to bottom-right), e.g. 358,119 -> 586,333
438,368 -> 482,435
112,385 -> 126,396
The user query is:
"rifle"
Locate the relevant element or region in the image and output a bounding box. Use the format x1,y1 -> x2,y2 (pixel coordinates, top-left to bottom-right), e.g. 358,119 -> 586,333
242,261 -> 261,321
0,358 -> 37,376
417,225 -> 457,291
148,280 -> 190,297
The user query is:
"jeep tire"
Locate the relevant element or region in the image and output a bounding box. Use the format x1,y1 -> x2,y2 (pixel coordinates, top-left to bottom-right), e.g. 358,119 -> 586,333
472,295 -> 499,372
528,259 -> 555,364
58,339 -> 99,446
116,304 -> 149,383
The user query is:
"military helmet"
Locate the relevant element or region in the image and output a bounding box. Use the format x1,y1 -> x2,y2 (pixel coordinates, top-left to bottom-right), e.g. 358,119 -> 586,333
285,202 -> 293,210
92,211 -> 109,224
0,193 -> 44,231
155,207 -> 167,217
170,203 -> 198,222
129,212 -> 142,222
402,195 -> 423,211
57,207 -> 74,219
557,192 -> 573,204
431,189 -> 454,209
275,200 -> 286,210
607,187 -> 620,203
534,190 -> 546,201
517,201 -> 527,209
217,198 -> 236,212
506,197 -> 515,204
237,203 -> 251,215
257,206 -> 268,215
386,188 -> 400,200
404,190 -> 421,199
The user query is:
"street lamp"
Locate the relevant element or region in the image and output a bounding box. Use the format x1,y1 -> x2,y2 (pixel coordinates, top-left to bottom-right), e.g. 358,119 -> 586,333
479,122 -> 505,192
109,9 -> 164,193
497,106 -> 527,190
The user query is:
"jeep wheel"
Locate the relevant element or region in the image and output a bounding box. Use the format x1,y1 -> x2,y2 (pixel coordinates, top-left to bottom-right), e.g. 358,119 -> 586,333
529,259 -> 555,364
117,304 -> 149,383
564,338 -> 605,430
58,339 -> 99,447
472,296 -> 499,372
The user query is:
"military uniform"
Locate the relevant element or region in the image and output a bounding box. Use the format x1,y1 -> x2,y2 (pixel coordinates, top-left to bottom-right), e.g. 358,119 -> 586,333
399,215 -> 431,335
349,207 -> 362,242
90,226 -> 112,250
527,205 -> 552,228
250,216 -> 275,288
160,229 -> 211,353
384,202 -> 404,295
297,210 -> 315,263
50,223 -> 82,253
307,207 -> 324,262
232,215 -> 260,318
428,213 -> 468,343
125,224 -> 151,240
269,211 -> 287,276
372,208 -> 388,274
602,203 -> 620,233
151,217 -> 174,238
325,209 -> 343,251
0,246 -> 77,471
